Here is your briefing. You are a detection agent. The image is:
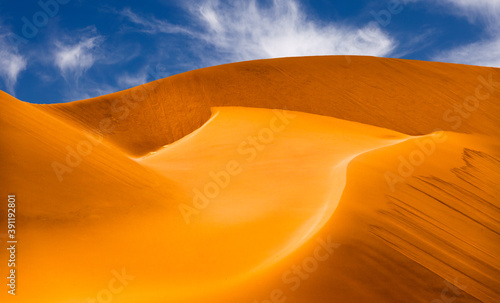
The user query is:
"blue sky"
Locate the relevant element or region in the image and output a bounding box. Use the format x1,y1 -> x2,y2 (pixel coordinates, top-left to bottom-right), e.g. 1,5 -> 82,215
0,0 -> 499,104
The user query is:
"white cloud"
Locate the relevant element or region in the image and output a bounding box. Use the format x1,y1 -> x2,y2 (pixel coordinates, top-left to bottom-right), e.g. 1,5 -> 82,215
0,33 -> 27,94
123,0 -> 396,64
120,8 -> 194,35
434,0 -> 500,24
117,71 -> 148,88
434,37 -> 500,68
404,0 -> 500,17
54,28 -> 103,80
193,0 -> 395,62
411,0 -> 500,67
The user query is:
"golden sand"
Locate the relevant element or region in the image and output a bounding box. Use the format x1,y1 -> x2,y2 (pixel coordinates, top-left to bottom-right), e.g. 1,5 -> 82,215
0,56 -> 498,302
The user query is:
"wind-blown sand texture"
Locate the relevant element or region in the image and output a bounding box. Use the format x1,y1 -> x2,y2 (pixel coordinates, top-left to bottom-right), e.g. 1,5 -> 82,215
1,56 -> 499,303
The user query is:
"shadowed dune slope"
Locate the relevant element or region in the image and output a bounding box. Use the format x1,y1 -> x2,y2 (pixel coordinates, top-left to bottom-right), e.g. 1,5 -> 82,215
42,56 -> 500,156
0,90 -> 176,220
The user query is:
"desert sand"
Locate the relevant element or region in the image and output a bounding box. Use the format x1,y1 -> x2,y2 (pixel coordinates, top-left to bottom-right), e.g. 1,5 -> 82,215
0,56 -> 499,302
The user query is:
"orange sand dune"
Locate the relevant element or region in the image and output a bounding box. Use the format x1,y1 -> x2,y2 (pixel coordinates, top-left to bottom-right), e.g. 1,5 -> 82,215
43,56 -> 500,156
0,56 -> 499,303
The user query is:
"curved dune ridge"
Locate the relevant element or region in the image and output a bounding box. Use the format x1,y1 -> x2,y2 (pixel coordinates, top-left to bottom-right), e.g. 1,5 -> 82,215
0,56 -> 499,303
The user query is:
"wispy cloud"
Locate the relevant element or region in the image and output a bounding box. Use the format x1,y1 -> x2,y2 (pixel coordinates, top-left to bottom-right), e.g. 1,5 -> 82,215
434,37 -> 500,68
53,27 -> 104,80
122,0 -> 396,65
120,8 -> 193,35
433,0 -> 500,25
117,71 -> 148,88
193,0 -> 395,61
412,0 -> 500,67
0,31 -> 27,95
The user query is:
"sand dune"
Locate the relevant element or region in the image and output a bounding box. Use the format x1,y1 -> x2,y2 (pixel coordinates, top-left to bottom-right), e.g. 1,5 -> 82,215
43,56 -> 500,156
0,56 -> 499,303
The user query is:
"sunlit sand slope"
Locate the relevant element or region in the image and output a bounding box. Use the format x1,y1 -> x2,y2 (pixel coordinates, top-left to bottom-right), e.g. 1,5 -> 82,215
0,56 -> 499,303
204,132 -> 499,303
1,102 -> 417,302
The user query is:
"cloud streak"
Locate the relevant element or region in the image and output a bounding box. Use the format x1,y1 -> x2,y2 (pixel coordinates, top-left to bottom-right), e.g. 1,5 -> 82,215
434,37 -> 500,68
412,0 -> 500,67
53,27 -> 103,80
0,32 -> 27,94
123,0 -> 396,65
117,71 -> 148,88
194,0 -> 395,61
120,8 -> 194,35
435,0 -> 500,24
